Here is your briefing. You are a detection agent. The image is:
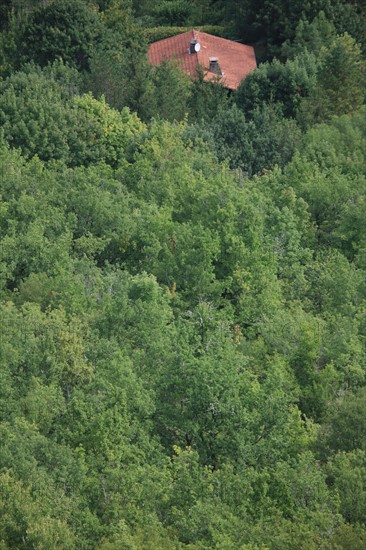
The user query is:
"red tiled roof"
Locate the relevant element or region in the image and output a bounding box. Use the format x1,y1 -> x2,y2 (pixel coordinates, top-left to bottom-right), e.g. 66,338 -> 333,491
148,30 -> 256,90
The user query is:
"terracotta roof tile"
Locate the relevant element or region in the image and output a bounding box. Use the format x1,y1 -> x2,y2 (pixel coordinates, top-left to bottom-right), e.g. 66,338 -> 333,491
148,30 -> 256,90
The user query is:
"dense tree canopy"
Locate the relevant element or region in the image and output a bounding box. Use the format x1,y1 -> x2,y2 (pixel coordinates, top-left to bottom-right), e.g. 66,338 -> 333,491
19,0 -> 104,71
0,1 -> 365,548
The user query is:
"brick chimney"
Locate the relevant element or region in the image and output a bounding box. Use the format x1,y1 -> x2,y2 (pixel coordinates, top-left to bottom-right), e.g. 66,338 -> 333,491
209,57 -> 221,75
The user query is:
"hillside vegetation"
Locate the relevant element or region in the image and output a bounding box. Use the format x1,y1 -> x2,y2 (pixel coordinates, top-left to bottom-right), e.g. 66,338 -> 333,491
0,1 -> 365,548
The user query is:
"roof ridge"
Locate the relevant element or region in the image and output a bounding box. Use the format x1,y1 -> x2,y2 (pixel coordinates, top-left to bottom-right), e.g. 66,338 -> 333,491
147,31 -> 257,90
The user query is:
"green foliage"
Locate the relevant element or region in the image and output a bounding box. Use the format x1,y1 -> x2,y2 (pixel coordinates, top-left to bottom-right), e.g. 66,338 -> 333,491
1,102 -> 366,546
19,0 -> 104,71
187,65 -> 229,121
85,44 -> 150,115
71,93 -> 145,166
284,108 -> 366,259
144,25 -> 227,43
330,523 -> 366,550
0,64 -> 77,162
327,450 -> 366,525
299,33 -> 366,126
0,1 -> 366,547
227,0 -> 336,46
319,387 -> 366,454
0,470 -> 75,549
282,11 -> 336,59
140,59 -> 192,121
0,64 -> 145,166
331,0 -> 366,53
152,0 -> 192,26
236,52 -> 318,119
203,103 -> 301,175
0,11 -> 20,77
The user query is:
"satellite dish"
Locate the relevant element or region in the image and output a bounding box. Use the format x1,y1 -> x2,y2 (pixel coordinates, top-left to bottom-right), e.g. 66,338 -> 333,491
194,42 -> 201,52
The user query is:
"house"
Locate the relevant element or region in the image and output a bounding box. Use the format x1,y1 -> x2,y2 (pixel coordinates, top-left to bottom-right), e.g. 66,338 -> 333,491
148,30 -> 257,90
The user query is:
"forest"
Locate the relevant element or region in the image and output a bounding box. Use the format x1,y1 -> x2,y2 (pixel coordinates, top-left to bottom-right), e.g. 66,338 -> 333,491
0,1 -> 365,548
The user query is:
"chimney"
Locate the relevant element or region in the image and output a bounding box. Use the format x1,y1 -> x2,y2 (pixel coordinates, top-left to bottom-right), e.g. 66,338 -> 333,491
189,38 -> 197,54
209,57 -> 221,75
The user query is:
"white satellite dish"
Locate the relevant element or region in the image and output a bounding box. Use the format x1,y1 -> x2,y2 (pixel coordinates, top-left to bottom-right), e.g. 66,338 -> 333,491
194,42 -> 201,52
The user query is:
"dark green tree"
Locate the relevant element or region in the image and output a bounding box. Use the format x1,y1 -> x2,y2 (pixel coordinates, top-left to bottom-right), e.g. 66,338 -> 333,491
0,63 -> 144,166
196,103 -> 301,175
299,33 -> 365,126
236,52 -> 318,119
19,0 -> 104,71
281,11 -> 336,59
